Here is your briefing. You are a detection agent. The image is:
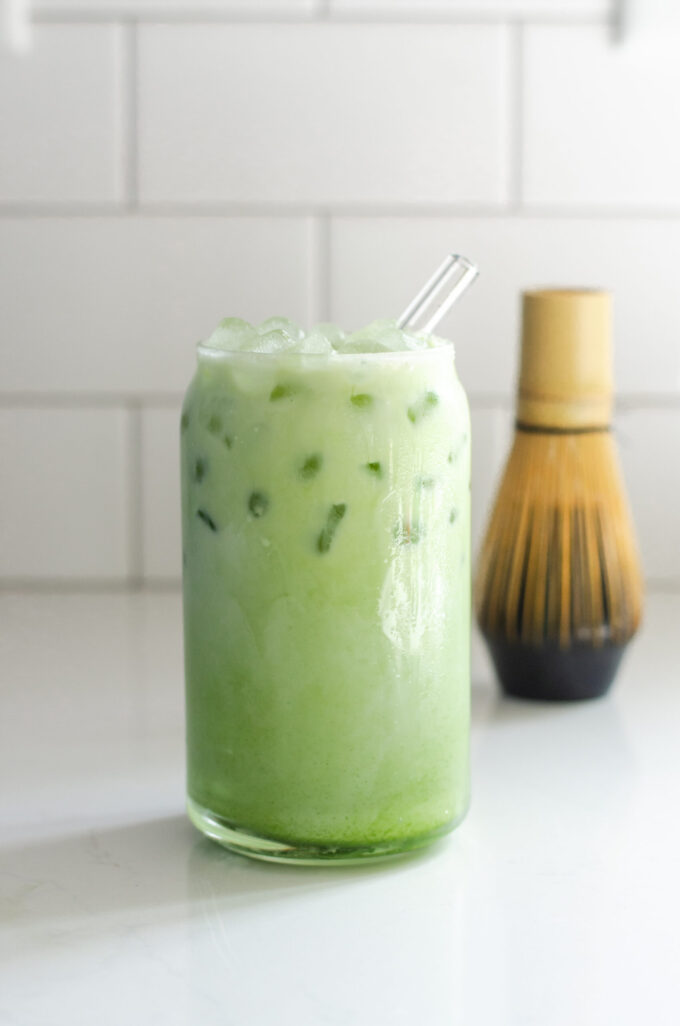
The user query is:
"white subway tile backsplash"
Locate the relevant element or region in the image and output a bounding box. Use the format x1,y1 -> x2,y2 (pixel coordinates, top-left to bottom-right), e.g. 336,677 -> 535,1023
470,406 -> 513,560
138,24 -> 507,206
36,0 -> 316,9
0,217 -> 311,395
0,26 -> 122,204
523,26 -> 680,208
470,406 -> 514,685
141,405 -> 182,581
0,408 -> 129,580
331,0 -> 610,15
616,408 -> 680,584
330,216 -> 680,397
34,0 -> 608,10
0,9 -> 677,589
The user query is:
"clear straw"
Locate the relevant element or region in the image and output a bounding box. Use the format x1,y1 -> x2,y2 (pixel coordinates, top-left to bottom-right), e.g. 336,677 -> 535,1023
397,254 -> 478,335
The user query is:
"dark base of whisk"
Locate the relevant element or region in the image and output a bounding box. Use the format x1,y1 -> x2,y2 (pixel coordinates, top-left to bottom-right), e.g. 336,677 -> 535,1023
486,637 -> 627,702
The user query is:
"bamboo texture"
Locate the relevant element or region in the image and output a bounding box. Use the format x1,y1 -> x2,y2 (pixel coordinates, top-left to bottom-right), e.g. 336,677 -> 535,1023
475,428 -> 643,649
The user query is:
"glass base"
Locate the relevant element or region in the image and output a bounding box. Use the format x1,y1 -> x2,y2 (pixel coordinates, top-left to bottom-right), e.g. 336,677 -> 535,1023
187,796 -> 465,866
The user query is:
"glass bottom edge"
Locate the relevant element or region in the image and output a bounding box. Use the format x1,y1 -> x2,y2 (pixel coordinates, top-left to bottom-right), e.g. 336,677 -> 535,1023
187,795 -> 467,866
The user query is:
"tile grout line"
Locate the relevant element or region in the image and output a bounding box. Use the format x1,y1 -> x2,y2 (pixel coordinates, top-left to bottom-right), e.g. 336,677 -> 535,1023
0,392 -> 184,408
1,577 -> 677,594
10,202 -> 680,219
0,579 -> 152,594
32,10 -> 611,26
32,10 -> 319,25
126,398 -> 144,589
507,21 -> 524,210
4,392 -> 680,411
324,11 -> 609,26
307,217 -> 320,326
121,19 -> 139,210
308,212 -> 332,324
322,212 -> 332,320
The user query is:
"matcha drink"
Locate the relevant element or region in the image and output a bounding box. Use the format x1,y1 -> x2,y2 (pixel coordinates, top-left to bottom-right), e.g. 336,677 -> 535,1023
181,316 -> 471,862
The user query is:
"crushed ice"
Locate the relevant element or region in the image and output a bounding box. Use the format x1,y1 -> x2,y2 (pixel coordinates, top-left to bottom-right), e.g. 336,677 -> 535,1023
201,316 -> 448,355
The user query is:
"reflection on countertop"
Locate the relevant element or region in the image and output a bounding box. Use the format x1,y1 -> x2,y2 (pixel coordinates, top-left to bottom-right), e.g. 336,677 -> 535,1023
1,591 -> 679,1026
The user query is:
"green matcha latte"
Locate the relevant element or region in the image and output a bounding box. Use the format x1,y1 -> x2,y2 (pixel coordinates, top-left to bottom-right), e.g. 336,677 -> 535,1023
181,317 -> 471,863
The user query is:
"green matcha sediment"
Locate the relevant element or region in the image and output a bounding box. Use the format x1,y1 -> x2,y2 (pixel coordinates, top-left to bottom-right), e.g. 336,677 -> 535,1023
181,343 -> 470,849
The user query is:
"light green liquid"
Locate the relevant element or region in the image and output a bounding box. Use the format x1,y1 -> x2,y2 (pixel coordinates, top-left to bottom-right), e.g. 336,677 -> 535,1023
181,345 -> 470,861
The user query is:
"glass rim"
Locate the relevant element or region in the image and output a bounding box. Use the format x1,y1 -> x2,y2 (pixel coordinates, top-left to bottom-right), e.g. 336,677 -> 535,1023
196,340 -> 456,364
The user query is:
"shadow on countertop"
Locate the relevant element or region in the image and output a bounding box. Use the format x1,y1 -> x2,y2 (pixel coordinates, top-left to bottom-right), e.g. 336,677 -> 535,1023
1,806 -> 454,958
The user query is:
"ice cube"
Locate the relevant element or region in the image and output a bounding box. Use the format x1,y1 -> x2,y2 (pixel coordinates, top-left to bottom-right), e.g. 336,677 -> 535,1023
343,318 -> 389,340
258,317 -> 305,341
402,332 -> 430,351
203,316 -> 257,351
334,331 -> 373,354
337,318 -> 411,354
250,329 -> 298,354
404,331 -> 435,351
374,329 -> 411,352
290,331 -> 333,355
311,322 -> 346,347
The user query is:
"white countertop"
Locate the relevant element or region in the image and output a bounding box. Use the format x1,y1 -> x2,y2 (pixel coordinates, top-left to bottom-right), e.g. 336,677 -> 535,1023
1,591 -> 679,1026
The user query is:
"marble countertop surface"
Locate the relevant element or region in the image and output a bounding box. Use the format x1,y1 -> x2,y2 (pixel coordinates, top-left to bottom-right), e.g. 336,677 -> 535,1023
1,590 -> 678,1026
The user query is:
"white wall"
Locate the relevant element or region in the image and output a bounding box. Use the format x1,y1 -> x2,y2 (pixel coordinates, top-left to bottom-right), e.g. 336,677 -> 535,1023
1,0 -> 678,586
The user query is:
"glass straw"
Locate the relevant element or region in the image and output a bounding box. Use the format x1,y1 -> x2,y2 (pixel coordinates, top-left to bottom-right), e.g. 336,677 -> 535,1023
397,254 -> 478,335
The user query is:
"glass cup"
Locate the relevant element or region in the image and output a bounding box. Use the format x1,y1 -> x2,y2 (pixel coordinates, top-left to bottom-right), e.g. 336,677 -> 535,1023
181,337 -> 471,863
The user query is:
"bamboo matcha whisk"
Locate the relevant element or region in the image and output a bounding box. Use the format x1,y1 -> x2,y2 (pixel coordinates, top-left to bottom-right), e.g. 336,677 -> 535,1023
475,289 -> 643,701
